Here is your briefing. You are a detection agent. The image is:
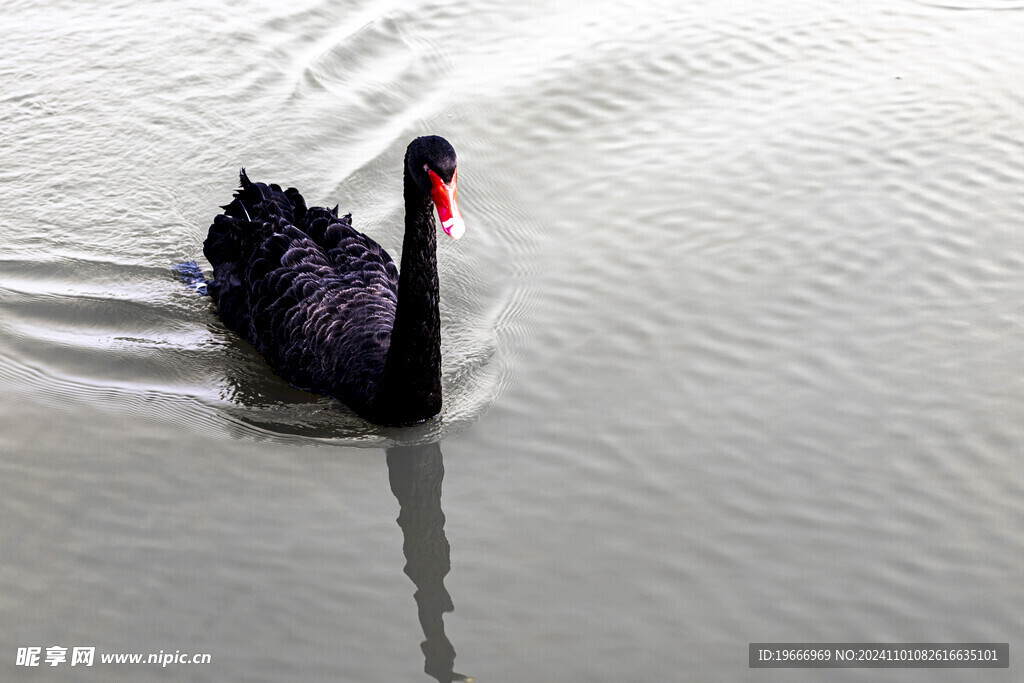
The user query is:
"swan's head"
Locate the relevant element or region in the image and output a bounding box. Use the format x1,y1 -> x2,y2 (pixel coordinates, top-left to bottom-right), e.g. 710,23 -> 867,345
407,135 -> 465,240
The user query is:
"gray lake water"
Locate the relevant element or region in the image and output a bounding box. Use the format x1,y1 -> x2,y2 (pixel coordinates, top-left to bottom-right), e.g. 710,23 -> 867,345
3,0 -> 1024,680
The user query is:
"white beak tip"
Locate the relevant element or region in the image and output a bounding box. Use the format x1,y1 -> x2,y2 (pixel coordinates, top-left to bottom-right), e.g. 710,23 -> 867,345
443,217 -> 466,240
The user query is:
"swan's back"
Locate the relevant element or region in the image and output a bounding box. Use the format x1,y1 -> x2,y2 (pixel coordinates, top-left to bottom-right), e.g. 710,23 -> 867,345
204,171 -> 399,411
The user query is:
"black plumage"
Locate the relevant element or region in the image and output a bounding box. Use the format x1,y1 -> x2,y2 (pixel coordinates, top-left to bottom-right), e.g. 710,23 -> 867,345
203,136 -> 464,426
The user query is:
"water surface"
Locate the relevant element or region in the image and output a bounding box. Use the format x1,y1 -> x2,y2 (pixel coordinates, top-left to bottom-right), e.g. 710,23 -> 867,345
2,0 -> 1023,680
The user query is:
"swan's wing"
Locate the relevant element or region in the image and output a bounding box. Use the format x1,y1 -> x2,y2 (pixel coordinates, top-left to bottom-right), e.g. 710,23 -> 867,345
222,170 -> 306,222
205,182 -> 400,408
244,221 -> 398,394
298,206 -> 400,294
205,171 -> 304,335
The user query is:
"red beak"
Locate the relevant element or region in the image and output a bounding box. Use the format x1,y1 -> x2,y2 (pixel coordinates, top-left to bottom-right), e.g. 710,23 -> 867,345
427,168 -> 465,239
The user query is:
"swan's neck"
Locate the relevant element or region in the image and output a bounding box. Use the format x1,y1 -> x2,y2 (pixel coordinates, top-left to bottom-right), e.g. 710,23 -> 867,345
372,166 -> 442,424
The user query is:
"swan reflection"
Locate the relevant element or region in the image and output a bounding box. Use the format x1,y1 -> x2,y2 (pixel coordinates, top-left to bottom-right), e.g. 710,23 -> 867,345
387,442 -> 472,683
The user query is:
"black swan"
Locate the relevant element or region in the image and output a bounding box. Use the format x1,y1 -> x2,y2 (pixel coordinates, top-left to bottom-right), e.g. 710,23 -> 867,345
203,135 -> 464,426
